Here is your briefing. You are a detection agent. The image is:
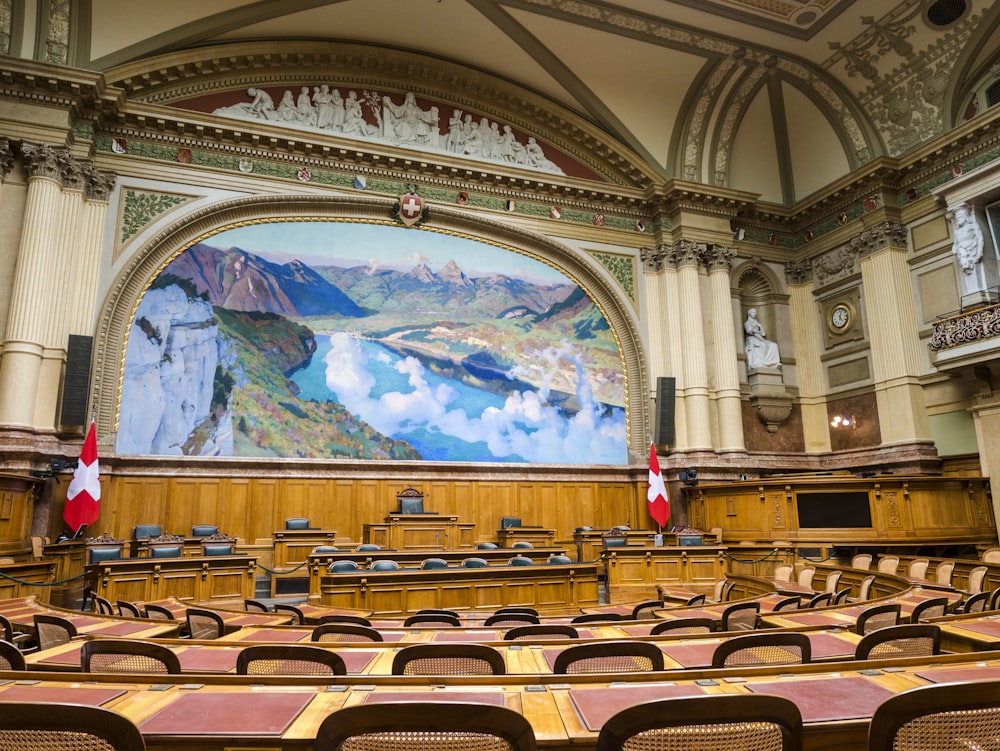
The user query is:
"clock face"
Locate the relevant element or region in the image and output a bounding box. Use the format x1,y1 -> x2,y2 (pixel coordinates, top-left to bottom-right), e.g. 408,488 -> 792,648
831,305 -> 850,330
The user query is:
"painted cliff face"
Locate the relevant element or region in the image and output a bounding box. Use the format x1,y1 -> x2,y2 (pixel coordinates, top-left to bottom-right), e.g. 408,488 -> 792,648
117,221 -> 627,465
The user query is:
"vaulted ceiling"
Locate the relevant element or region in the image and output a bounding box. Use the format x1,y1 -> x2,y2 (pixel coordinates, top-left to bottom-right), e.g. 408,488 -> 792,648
39,0 -> 1000,204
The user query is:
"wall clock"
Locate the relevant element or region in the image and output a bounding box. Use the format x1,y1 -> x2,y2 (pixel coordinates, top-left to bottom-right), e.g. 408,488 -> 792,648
830,303 -> 852,331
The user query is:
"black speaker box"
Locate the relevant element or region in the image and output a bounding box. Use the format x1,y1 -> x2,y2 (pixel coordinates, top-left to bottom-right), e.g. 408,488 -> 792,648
654,376 -> 676,446
60,334 -> 93,427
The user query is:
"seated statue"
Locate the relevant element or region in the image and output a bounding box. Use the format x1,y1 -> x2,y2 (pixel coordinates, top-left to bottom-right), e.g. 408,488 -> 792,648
744,308 -> 780,369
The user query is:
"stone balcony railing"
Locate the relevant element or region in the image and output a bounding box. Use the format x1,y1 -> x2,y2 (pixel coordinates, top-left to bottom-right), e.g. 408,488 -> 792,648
930,303 -> 1000,350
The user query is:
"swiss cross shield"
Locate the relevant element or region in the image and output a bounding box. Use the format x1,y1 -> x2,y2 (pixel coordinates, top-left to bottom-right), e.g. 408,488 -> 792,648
397,192 -> 425,226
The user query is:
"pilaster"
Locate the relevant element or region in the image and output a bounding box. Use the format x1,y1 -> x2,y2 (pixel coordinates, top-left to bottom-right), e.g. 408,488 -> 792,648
785,261 -> 831,453
671,240 -> 712,449
705,244 -> 744,452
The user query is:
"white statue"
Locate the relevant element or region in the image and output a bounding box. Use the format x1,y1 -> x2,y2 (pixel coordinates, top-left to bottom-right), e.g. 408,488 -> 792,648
382,92 -> 438,145
952,204 -> 984,274
744,308 -> 780,369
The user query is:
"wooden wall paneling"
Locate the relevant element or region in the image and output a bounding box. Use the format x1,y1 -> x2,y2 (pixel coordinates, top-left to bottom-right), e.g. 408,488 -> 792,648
439,584 -> 474,610
111,477 -> 168,539
204,566 -> 252,601
474,583 -> 504,609
329,480 -> 356,544
170,478 -> 220,537
353,479 -> 384,542
158,568 -> 198,601
503,580 -> 537,605
222,478 -> 252,542
561,483 -> 596,529
477,481 -> 516,534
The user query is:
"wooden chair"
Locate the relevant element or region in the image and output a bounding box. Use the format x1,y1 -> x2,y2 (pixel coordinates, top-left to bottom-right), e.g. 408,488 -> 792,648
772,564 -> 793,582
144,603 -> 176,620
966,565 -> 989,595
0,640 -> 25,670
316,702 -> 537,751
772,596 -> 801,612
709,578 -> 728,602
823,569 -> 842,593
982,548 -> 1000,563
721,601 -> 760,631
711,632 -> 811,668
0,702 -> 146,751
391,643 -> 506,675
33,614 -> 77,650
236,644 -> 347,675
854,624 -> 941,661
833,587 -> 852,605
316,614 -> 372,627
552,640 -> 664,674
494,607 -> 539,617
650,617 -> 715,635
186,608 -> 225,639
92,594 -> 115,615
0,613 -> 33,651
244,599 -> 270,612
796,566 -> 816,588
82,639 -> 182,674
685,593 -> 707,606
877,556 -> 899,574
484,613 -> 539,627
631,600 -> 665,619
907,559 -> 929,579
910,596 -> 949,623
116,600 -> 143,618
851,553 -> 873,569
934,560 -> 956,586
504,624 -> 579,641
991,587 -> 1000,611
403,614 -> 461,627
855,603 -> 902,635
570,613 -> 624,624
417,609 -> 461,618
312,623 -> 384,643
805,592 -> 833,608
274,603 -> 305,624
868,679 -> 1000,751
856,574 -> 877,601
960,590 -> 991,614
596,694 -> 803,751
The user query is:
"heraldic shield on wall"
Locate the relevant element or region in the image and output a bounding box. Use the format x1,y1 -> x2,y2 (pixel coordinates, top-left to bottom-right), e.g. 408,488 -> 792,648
117,221 -> 628,465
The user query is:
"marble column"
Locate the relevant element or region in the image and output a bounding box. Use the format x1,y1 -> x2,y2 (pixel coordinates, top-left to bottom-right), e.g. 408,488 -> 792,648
705,244 -> 744,452
68,166 -> 116,334
671,240 -> 712,449
857,222 -> 932,444
785,260 -> 831,453
0,142 -> 64,427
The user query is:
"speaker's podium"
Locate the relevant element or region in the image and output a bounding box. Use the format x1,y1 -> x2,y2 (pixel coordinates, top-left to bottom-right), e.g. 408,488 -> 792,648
362,488 -> 476,551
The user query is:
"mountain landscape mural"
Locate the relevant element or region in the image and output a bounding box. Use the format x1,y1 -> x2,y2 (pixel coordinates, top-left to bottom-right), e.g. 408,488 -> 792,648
117,221 -> 627,464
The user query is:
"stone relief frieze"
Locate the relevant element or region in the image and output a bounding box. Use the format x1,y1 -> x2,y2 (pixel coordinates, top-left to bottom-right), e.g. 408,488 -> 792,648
45,0 -> 70,65
0,0 -> 11,56
812,246 -> 860,285
785,259 -> 813,286
213,87 -> 565,176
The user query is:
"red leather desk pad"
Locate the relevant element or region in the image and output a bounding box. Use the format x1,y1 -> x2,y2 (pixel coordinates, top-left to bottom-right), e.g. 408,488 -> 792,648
779,613 -> 850,627
176,647 -> 239,672
808,632 -> 856,659
363,690 -> 505,705
236,628 -> 311,642
661,608 -> 720,620
569,685 -> 706,731
92,621 -> 161,636
433,630 -> 499,642
916,665 -> 1000,683
747,676 -> 894,721
946,620 -> 1000,637
621,625 -> 655,636
376,631 -> 406,642
36,643 -> 84,666
225,614 -> 285,626
64,616 -> 107,628
339,650 -> 377,673
0,685 -> 125,705
658,641 -> 719,668
139,691 -> 314,735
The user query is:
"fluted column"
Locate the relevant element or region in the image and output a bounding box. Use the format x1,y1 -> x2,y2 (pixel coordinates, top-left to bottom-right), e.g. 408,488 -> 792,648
68,166 -> 116,334
785,260 -> 830,453
857,222 -> 931,444
672,240 -> 712,449
705,244 -> 744,452
641,245 -> 688,448
0,142 -> 65,427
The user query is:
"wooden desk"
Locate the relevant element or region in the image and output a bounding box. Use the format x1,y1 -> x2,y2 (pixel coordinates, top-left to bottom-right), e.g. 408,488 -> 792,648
273,529 -> 339,569
496,528 -> 556,548
364,514 -> 475,551
86,555 -> 257,605
320,562 -> 600,615
601,546 -> 727,602
0,560 -> 56,600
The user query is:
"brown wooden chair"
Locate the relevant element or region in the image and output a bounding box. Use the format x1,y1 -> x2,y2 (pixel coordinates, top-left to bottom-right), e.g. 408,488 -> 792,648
116,600 -> 143,618
570,613 -> 623,624
823,569 -> 843,594
503,624 -> 579,641
403,614 -> 461,627
236,644 -> 347,675
934,560 -> 956,586
711,632 -> 811,668
851,553 -> 873,570
312,623 -> 384,643
144,603 -> 176,620
721,601 -> 760,631
596,693 -> 803,751
92,594 -> 116,616
877,555 -> 899,574
391,643 -> 506,675
772,564 -> 793,582
868,679 -> 1000,751
33,614 -> 77,650
552,640 -> 665,674
0,702 -> 146,751
772,596 -> 801,612
186,608 -> 225,639
631,600 -> 665,619
907,559 -> 929,579
650,617 -> 715,635
0,640 -> 25,670
805,592 -> 833,608
82,639 -> 182,674
685,593 -> 707,606
796,566 -> 816,588
274,603 -> 305,624
494,607 -> 539,617
909,596 -> 949,623
855,603 -> 902,635
856,574 -> 877,601
244,599 -> 270,612
854,624 -> 941,661
833,587 -> 852,605
316,701 -> 537,751
0,613 -> 33,651
960,590 -> 991,614
484,613 -> 539,627
316,614 -> 373,627
966,565 -> 989,595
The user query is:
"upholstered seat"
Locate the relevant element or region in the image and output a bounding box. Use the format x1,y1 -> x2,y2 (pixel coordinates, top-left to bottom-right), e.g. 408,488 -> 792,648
461,557 -> 489,568
149,544 -> 182,558
132,524 -> 162,539
191,524 -> 220,536
329,560 -> 360,573
420,557 -> 448,569
284,517 -> 311,529
371,559 -> 400,571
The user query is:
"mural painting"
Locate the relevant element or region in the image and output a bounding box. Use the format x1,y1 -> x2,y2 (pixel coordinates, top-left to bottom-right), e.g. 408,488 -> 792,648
117,221 -> 627,465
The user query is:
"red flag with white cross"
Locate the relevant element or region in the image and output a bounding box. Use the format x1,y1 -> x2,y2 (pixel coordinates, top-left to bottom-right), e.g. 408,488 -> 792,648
63,422 -> 101,534
647,442 -> 670,530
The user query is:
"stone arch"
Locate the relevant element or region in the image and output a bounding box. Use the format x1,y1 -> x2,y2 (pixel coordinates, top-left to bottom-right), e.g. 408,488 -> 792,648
94,194 -> 649,462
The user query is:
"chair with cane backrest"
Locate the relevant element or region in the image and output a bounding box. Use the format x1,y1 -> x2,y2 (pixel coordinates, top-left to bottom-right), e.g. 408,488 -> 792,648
855,603 -> 902,635
552,640 -> 665,674
935,560 -> 956,586
710,632 -> 812,668
910,596 -> 949,623
92,595 -> 115,615
796,567 -> 816,588
990,587 -> 1000,611
772,564 -> 793,582
983,548 -> 1000,563
144,604 -> 175,621
0,640 -> 25,670
417,609 -> 460,618
570,613 -> 623,624
0,614 -> 31,651
312,623 -> 383,643
805,592 -> 833,608
494,607 -> 539,617
907,559 -> 930,579
315,702 -> 537,751
650,617 -> 716,635
708,578 -> 727,602
274,603 -> 305,624
316,614 -> 372,627
685,593 -> 707,606
244,599 -> 270,613
33,614 -> 77,650
403,614 -> 461,627
504,624 -> 579,641
824,569 -> 842,594
391,643 -> 506,675
81,639 -> 182,674
595,694 -> 803,751
867,678 -> 1000,751
851,553 -> 873,570
833,588 -> 852,605
484,613 -> 539,627
186,608 -> 225,640
0,702 -> 146,751
856,574 -> 877,602
236,644 -> 347,676
854,624 -> 941,661
961,590 -> 991,614
721,601 -> 761,631
772,596 -> 801,612
877,556 -> 899,575
631,600 -> 665,620
966,565 -> 988,595
116,600 -> 142,618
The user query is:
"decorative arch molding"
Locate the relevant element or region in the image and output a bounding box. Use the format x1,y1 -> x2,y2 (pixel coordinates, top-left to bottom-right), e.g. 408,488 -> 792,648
94,194 -> 649,463
732,259 -> 784,303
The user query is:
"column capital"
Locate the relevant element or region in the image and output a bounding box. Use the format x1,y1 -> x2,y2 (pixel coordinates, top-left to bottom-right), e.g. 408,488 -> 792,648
0,137 -> 14,179
853,220 -> 908,258
19,141 -> 64,182
670,239 -> 707,269
84,165 -> 117,202
640,245 -> 669,273
785,259 -> 813,285
704,244 -> 736,272
59,153 -> 86,191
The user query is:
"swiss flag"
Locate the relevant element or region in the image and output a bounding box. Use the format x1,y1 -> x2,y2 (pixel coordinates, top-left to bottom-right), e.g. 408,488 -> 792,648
64,422 -> 100,534
647,442 -> 670,529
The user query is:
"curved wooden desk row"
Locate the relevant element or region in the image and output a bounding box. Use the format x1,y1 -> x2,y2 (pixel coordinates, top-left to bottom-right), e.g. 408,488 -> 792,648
5,649 -> 1000,751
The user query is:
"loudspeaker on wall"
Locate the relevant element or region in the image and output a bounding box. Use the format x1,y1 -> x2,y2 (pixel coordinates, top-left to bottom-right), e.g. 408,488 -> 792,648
60,334 -> 93,427
654,376 -> 676,446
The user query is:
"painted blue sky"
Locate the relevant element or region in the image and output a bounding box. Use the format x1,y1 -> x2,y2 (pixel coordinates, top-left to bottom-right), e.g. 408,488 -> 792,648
204,221 -> 571,285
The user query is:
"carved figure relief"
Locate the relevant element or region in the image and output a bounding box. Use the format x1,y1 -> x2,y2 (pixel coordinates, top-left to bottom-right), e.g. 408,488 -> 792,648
744,308 -> 780,369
